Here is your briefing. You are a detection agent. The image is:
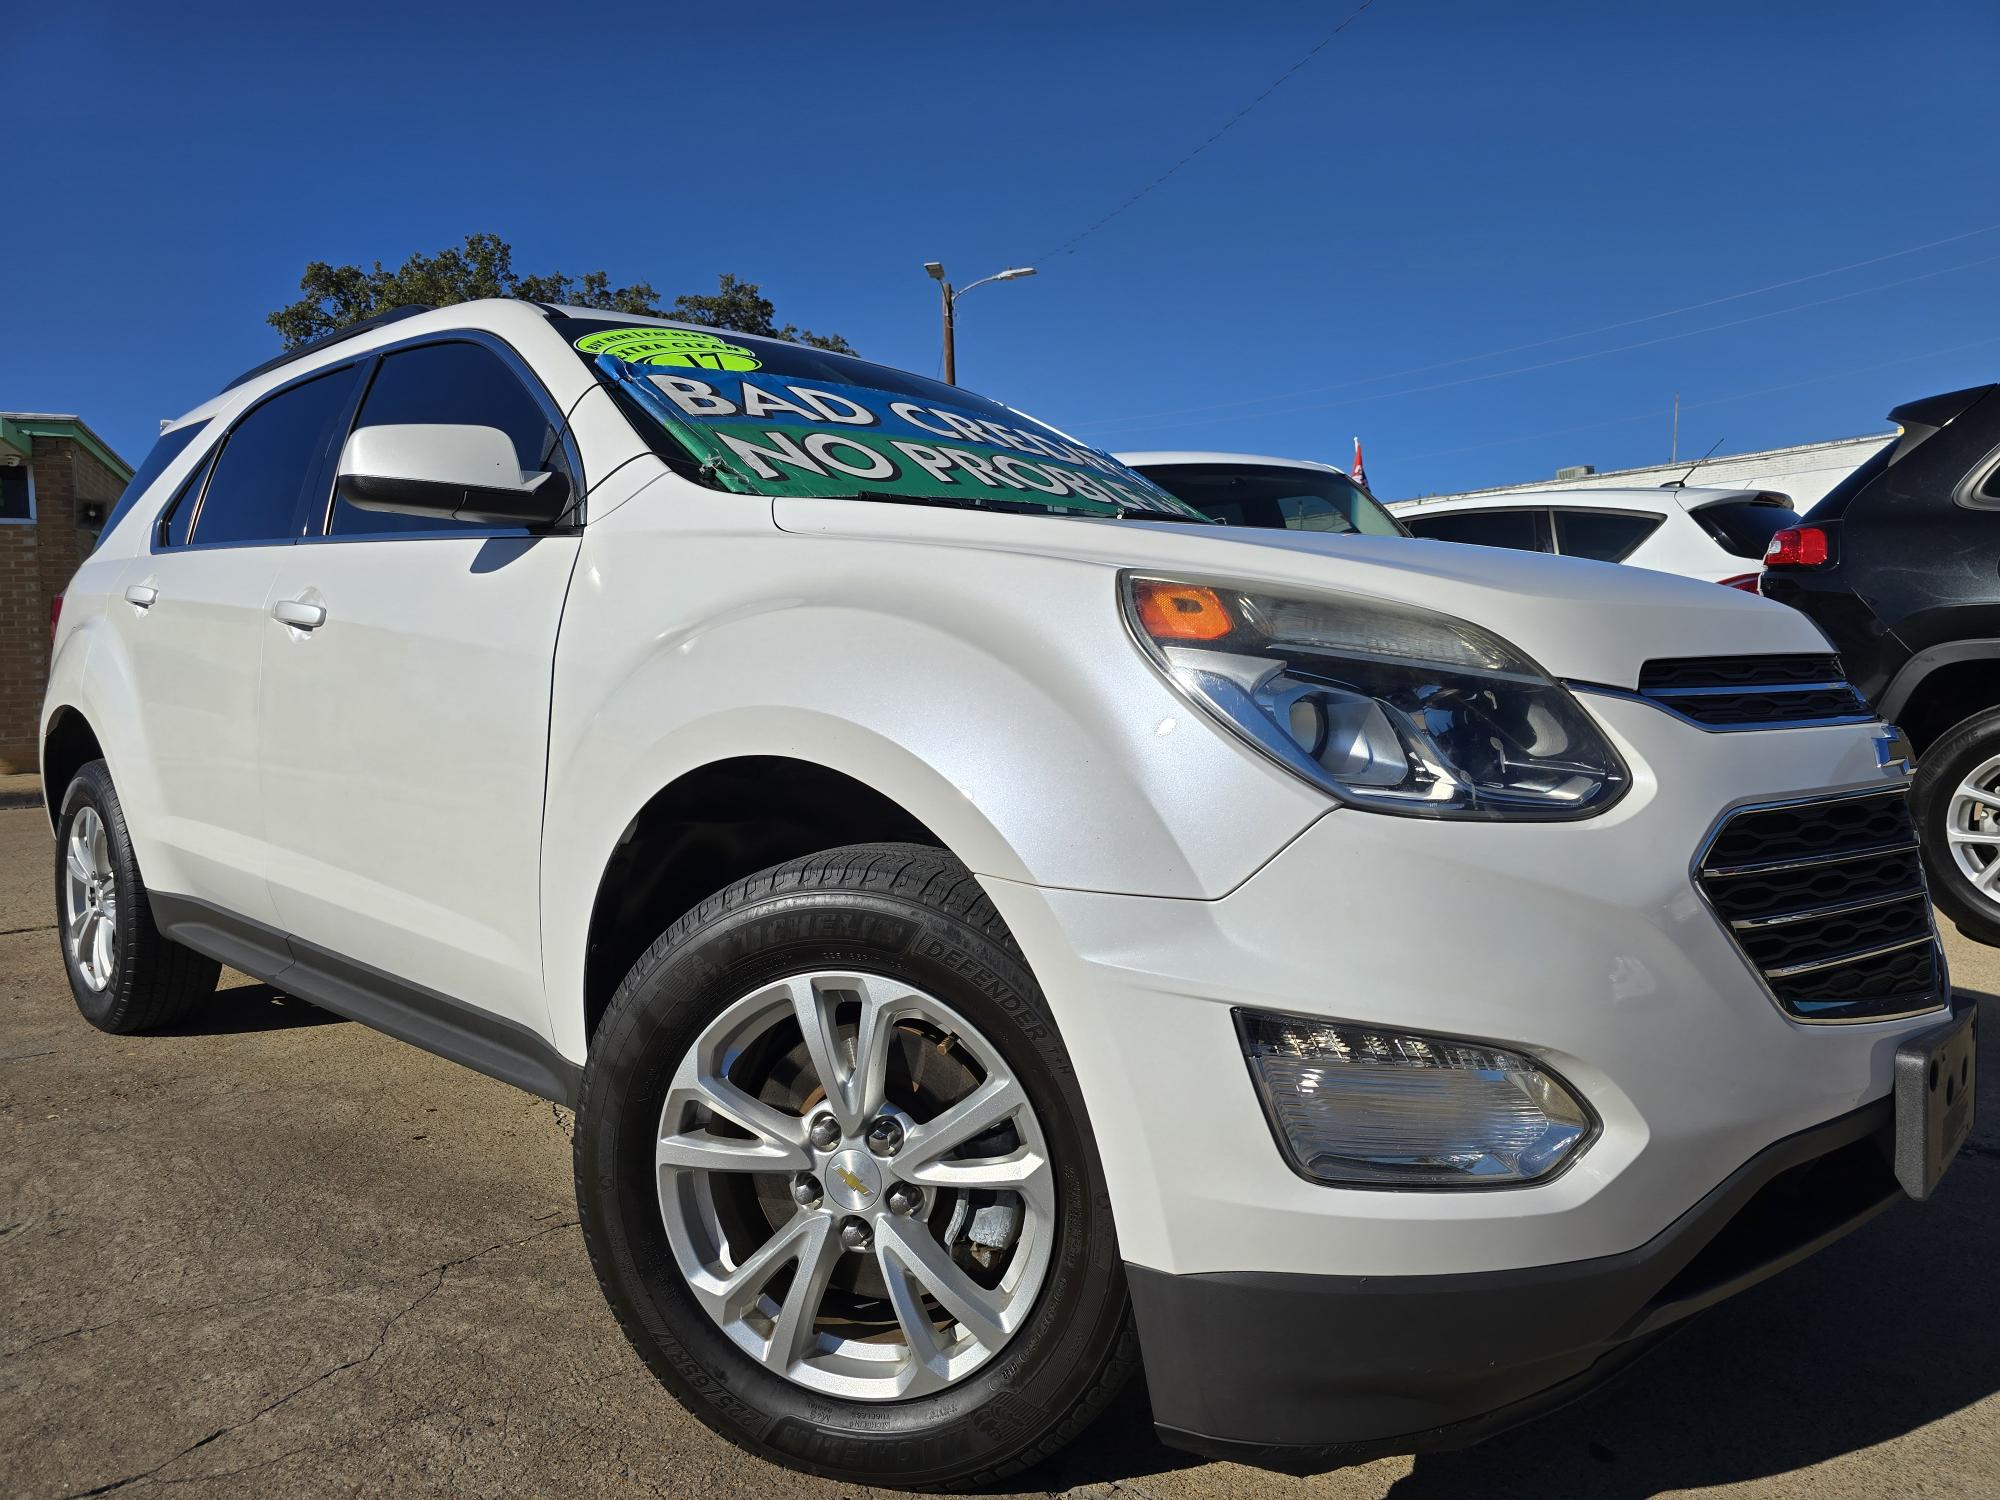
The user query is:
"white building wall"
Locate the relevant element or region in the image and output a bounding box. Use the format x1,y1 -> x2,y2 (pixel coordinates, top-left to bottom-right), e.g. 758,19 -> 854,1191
1403,432 -> 1893,513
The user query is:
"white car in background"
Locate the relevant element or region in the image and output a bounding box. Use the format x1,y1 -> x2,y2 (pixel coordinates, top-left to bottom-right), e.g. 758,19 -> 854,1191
1117,450 -> 1411,537
1388,485 -> 1799,588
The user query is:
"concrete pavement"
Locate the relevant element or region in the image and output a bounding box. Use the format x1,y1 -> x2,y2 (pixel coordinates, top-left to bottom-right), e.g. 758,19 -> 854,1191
3,802 -> 1996,1499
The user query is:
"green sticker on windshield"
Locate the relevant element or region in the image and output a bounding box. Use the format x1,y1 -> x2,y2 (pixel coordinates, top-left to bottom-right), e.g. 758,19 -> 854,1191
574,327 -> 761,371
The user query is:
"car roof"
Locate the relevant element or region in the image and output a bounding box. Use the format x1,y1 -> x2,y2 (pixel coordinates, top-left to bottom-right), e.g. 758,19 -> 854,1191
177,298 -> 861,435
1115,450 -> 1357,476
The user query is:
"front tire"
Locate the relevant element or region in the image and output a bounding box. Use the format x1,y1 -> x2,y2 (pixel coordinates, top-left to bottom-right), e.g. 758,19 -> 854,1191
574,844 -> 1137,1489
55,760 -> 220,1032
1912,706 -> 2000,945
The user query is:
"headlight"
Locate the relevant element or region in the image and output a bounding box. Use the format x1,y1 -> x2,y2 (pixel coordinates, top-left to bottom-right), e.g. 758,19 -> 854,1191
1123,574 -> 1626,820
1237,1010 -> 1595,1188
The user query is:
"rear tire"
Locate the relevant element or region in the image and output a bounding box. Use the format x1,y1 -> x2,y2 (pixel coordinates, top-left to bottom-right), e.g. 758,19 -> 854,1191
573,843 -> 1138,1489
55,760 -> 220,1033
1912,707 -> 2000,946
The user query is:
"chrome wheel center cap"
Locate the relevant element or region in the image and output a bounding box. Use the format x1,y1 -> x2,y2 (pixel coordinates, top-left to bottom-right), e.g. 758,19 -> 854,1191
824,1147 -> 883,1212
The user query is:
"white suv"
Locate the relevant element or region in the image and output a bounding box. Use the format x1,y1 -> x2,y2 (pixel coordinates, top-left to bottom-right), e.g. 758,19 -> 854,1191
1390,484 -> 1800,586
44,301 -> 1976,1487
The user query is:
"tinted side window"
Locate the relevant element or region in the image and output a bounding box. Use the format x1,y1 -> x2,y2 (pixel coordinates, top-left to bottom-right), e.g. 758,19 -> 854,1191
104,422 -> 209,539
1554,509 -> 1661,562
1405,508 -> 1543,551
191,368 -> 359,546
327,341 -> 570,536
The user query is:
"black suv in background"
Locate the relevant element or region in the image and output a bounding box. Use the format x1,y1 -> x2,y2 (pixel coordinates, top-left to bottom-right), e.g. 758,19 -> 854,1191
1762,383 -> 2000,941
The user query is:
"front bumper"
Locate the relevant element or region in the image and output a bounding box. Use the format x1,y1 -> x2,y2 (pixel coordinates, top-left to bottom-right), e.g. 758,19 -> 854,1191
977,693 -> 1957,1458
1129,1096 -> 1901,1462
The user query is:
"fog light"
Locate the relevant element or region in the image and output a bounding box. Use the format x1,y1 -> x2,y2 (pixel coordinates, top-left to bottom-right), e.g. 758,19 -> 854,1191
1235,1010 -> 1594,1188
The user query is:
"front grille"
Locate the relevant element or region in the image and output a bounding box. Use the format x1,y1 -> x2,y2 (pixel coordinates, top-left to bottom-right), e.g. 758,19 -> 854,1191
1639,654 -> 1871,728
1696,789 -> 1945,1022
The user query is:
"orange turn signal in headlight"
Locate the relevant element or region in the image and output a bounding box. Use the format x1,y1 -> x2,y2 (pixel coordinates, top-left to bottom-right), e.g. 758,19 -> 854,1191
1132,580 -> 1236,641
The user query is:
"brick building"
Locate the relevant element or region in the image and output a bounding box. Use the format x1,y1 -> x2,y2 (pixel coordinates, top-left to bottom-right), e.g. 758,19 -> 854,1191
0,415 -> 131,772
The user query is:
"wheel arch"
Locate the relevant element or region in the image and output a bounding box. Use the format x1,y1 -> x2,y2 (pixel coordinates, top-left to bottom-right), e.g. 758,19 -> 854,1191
41,705 -> 104,832
1880,641 -> 2000,755
575,753 -> 958,1050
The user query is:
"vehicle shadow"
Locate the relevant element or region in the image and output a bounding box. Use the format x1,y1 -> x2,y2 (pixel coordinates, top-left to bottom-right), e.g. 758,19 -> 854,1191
1035,990 -> 1997,1498
159,979 -> 344,1034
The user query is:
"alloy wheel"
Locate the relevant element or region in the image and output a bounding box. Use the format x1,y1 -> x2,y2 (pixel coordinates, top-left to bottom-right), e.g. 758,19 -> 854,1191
1945,753 -> 2000,906
655,971 -> 1056,1400
63,806 -> 118,991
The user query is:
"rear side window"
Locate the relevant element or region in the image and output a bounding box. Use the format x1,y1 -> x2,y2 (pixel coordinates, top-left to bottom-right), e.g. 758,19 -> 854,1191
1689,499 -> 1797,558
187,367 -> 360,546
1404,508 -> 1546,551
1553,508 -> 1661,562
158,452 -> 215,548
326,341 -> 571,537
104,422 -> 209,539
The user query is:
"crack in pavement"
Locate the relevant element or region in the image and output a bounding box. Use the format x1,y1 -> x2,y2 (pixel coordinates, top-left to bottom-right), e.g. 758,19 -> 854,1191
52,1217 -> 580,1497
2,1276 -> 344,1362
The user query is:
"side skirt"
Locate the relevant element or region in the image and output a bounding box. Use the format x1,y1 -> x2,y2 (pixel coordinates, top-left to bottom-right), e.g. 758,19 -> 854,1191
150,892 -> 583,1108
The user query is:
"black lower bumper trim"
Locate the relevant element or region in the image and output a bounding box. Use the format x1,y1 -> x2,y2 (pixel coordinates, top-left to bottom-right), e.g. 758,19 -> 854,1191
1131,1097 -> 1902,1463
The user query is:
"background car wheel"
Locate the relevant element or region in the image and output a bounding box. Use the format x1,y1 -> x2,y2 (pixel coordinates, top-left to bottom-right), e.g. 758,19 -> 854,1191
1912,707 -> 2000,945
574,843 -> 1138,1490
55,759 -> 220,1033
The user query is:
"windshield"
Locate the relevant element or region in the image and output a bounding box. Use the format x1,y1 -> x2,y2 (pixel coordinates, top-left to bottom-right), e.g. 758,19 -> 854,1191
1131,462 -> 1409,537
554,316 -> 1207,522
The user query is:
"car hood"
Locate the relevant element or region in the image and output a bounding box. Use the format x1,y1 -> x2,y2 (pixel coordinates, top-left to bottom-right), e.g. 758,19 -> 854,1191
772,497 -> 1832,690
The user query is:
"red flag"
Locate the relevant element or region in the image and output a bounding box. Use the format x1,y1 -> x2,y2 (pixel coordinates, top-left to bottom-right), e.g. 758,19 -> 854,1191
1350,436 -> 1368,490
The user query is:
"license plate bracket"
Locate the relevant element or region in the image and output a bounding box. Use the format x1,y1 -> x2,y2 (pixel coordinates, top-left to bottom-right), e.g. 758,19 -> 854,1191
1893,1006 -> 1978,1201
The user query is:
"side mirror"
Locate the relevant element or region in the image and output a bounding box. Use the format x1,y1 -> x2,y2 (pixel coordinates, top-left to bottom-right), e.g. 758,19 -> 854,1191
335,424 -> 572,528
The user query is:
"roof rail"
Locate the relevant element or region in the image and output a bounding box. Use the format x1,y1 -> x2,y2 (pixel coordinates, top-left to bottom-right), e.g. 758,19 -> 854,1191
222,304 -> 440,393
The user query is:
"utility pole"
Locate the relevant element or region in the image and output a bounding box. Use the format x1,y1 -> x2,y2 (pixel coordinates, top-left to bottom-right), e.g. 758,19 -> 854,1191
923,262 -> 1037,385
1671,392 -> 1680,464
937,270 -> 957,385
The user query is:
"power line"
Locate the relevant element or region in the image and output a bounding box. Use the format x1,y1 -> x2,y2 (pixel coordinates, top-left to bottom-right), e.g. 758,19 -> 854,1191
1391,333 -> 2000,469
1076,220 -> 2000,431
1034,1 -> 1382,262
1080,249 -> 2000,436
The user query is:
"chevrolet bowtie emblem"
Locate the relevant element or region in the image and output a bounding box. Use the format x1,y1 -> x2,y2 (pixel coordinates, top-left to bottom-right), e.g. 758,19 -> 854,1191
1874,726 -> 1915,777
834,1164 -> 871,1197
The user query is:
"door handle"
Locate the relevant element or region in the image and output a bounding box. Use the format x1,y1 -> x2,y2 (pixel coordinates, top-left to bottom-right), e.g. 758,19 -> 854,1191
272,598 -> 326,631
123,585 -> 158,609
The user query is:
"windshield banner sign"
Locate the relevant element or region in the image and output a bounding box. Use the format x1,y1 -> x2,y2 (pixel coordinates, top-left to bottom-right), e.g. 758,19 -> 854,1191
593,352 -> 1193,516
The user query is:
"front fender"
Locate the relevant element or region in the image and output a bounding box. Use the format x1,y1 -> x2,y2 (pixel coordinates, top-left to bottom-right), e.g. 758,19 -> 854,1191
539,494 -> 1329,1058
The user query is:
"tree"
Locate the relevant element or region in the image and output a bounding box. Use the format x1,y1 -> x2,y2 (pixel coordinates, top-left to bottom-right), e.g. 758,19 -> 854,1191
667,274 -> 853,353
266,234 -> 850,353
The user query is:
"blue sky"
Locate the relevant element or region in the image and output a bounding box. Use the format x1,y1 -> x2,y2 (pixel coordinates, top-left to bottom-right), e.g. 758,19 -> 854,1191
6,0 -> 1997,498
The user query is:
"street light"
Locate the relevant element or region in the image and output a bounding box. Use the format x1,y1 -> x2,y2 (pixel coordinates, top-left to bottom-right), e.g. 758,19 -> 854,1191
924,262 -> 1036,385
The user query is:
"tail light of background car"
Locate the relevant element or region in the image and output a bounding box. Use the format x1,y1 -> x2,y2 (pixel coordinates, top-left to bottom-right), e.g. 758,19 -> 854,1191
49,591 -> 63,645
1717,573 -> 1762,592
1764,525 -> 1831,568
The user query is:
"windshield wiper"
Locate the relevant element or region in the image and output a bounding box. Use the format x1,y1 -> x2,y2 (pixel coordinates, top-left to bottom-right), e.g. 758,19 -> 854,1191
1105,505 -> 1215,525
842,490 -> 1053,516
